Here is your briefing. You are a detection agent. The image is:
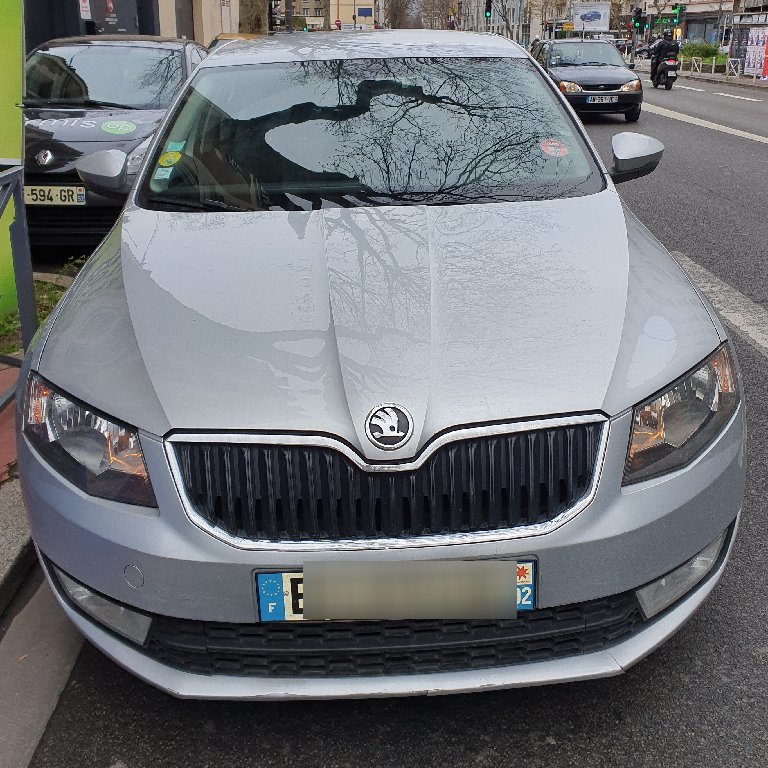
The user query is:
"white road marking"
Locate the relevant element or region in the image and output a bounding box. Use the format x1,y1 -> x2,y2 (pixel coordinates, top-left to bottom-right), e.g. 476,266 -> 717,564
676,85 -> 706,91
713,92 -> 762,102
673,251 -> 768,359
642,103 -> 768,144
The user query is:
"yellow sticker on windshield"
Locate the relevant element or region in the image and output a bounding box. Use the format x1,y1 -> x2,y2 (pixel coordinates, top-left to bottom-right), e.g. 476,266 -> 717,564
158,151 -> 181,167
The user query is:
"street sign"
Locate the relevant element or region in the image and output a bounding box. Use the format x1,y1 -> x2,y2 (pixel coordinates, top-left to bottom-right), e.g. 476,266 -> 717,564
562,22 -> 574,30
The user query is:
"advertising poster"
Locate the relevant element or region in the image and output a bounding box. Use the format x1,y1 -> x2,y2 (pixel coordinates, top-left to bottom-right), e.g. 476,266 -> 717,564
744,26 -> 767,76
0,0 -> 23,319
572,3 -> 611,32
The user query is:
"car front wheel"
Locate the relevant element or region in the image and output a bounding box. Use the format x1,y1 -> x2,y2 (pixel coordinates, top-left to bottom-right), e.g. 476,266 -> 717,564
625,104 -> 641,122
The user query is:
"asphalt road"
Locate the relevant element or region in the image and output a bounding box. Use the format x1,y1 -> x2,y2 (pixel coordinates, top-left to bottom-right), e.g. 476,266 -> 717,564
12,78 -> 768,768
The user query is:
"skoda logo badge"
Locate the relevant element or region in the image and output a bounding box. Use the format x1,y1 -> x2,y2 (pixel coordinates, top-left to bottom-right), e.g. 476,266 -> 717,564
365,404 -> 413,450
35,150 -> 53,166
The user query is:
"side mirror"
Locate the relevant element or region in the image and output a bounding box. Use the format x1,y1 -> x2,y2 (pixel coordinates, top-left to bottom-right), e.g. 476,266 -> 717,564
610,132 -> 664,183
75,149 -> 128,197
627,62 -> 636,69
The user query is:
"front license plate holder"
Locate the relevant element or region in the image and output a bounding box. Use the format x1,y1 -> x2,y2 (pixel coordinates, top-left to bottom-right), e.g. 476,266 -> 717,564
23,185 -> 86,206
255,560 -> 536,622
586,95 -> 619,104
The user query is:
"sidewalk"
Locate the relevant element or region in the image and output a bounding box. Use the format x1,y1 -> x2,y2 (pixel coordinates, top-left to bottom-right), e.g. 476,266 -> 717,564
0,363 -> 33,617
632,58 -> 768,91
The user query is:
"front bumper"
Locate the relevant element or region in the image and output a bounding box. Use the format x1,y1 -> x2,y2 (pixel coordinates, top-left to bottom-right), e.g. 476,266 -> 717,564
19,405 -> 746,698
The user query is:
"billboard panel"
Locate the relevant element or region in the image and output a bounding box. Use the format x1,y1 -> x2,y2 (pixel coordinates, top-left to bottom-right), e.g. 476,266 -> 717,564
572,3 -> 611,32
0,0 -> 23,319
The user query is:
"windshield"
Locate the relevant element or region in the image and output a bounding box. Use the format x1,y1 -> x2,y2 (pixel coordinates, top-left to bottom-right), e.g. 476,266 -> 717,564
138,57 -> 602,212
550,43 -> 627,67
25,45 -> 184,109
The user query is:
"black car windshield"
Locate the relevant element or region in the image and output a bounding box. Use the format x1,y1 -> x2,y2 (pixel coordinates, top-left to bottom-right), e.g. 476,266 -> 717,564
25,45 -> 183,109
138,57 -> 603,212
550,43 -> 627,67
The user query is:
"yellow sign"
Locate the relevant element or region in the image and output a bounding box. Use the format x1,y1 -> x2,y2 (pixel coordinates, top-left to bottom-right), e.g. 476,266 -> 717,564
158,151 -> 182,167
563,22 -> 575,30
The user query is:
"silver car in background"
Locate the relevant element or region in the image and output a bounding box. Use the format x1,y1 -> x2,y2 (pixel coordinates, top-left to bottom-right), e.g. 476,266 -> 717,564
18,31 -> 745,699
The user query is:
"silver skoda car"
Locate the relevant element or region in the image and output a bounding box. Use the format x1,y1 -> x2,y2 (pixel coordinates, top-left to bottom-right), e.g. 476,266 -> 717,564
18,31 -> 745,699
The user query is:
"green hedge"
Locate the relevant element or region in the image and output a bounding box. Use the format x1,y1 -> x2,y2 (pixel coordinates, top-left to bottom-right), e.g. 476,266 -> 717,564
680,42 -> 720,59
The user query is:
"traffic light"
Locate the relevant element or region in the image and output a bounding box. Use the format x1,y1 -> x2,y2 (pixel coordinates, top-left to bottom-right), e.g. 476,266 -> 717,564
632,7 -> 642,28
485,0 -> 491,19
672,4 -> 679,23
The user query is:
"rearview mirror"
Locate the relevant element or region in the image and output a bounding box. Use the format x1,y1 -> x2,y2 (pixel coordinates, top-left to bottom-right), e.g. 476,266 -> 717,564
75,149 -> 129,198
609,132 -> 664,183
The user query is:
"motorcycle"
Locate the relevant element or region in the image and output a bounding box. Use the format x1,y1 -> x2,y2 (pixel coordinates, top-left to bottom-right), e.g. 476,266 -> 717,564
653,55 -> 679,90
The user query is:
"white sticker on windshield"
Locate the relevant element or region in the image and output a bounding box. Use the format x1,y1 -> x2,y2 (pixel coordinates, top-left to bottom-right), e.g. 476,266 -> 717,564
153,167 -> 173,180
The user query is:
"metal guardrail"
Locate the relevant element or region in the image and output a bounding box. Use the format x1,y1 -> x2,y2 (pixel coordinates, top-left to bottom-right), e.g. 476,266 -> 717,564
726,58 -> 741,78
0,166 -> 37,409
691,56 -> 702,74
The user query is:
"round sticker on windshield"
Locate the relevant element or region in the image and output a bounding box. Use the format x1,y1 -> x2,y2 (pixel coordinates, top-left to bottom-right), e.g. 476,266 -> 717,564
158,151 -> 181,167
100,120 -> 137,135
540,138 -> 569,158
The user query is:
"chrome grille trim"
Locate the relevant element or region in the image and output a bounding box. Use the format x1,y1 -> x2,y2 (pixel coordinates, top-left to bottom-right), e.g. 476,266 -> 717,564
164,414 -> 610,551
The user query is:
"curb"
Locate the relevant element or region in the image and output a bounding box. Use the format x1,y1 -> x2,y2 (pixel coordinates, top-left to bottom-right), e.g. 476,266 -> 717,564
677,71 -> 768,91
0,479 -> 34,619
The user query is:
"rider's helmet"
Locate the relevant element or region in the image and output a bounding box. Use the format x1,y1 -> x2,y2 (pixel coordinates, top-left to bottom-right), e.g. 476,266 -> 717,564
663,30 -> 673,40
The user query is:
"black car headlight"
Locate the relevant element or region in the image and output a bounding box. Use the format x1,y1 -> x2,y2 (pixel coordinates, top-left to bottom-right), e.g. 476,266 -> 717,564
624,344 -> 740,485
23,373 -> 157,507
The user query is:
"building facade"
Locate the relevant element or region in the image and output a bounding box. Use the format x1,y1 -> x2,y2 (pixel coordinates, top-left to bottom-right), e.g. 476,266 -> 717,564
25,0 -> 241,52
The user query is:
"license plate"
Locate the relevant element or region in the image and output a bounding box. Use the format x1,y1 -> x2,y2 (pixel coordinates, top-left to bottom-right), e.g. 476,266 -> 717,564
23,185 -> 86,206
255,560 -> 536,622
667,71 -> 677,78
587,95 -> 618,104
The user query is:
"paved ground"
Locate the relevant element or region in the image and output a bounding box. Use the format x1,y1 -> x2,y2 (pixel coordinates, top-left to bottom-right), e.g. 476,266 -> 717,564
4,72 -> 768,768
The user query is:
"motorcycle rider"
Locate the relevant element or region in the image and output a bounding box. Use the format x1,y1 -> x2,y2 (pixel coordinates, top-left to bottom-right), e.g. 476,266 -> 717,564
650,30 -> 680,81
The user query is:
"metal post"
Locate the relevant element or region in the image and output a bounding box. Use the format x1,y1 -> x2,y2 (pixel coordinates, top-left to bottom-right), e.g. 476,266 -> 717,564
286,0 -> 293,32
0,168 -> 38,353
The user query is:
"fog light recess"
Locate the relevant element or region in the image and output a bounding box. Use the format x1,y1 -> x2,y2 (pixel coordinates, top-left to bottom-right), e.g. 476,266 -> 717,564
53,566 -> 151,645
635,530 -> 728,619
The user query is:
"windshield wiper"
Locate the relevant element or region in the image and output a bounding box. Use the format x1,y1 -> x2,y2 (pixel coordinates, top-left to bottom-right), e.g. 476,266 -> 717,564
143,194 -> 250,212
24,98 -> 137,110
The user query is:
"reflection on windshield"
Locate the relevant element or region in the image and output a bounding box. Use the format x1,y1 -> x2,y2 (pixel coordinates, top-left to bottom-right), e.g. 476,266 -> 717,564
25,46 -> 183,109
141,57 -> 602,211
550,43 -> 627,67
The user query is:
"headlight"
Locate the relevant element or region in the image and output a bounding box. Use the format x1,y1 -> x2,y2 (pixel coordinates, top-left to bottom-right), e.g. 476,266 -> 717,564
620,79 -> 642,92
125,136 -> 152,176
23,374 -> 157,507
624,344 -> 740,485
558,81 -> 583,93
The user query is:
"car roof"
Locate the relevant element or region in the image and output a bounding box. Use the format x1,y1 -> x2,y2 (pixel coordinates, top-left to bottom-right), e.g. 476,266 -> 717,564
200,30 -> 526,67
550,39 -> 617,44
38,35 -> 190,50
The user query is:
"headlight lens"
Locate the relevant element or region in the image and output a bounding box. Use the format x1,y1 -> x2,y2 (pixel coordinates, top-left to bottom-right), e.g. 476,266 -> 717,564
624,344 -> 740,485
23,374 -> 157,506
558,81 -> 583,93
125,136 -> 152,176
620,79 -> 642,92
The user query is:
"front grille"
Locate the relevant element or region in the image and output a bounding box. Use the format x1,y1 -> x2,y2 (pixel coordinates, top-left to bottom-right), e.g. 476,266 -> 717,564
25,204 -> 120,245
144,592 -> 643,678
584,84 -> 621,92
173,422 -> 603,542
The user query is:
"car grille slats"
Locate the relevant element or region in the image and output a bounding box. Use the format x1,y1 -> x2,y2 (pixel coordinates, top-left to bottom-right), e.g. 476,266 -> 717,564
173,422 -> 602,542
143,592 -> 643,678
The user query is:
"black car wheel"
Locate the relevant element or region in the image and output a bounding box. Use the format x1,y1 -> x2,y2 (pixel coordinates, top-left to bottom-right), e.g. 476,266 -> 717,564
625,104 -> 641,122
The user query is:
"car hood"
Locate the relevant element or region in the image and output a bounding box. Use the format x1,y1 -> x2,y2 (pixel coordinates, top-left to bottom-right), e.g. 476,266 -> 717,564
549,65 -> 637,87
24,107 -> 163,174
38,188 -> 721,461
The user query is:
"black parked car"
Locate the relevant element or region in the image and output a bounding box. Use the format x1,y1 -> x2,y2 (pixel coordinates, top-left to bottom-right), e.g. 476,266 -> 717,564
24,36 -> 207,250
533,39 -> 643,122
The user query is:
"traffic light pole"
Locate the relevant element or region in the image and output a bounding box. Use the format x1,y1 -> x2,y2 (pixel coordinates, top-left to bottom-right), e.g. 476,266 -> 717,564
630,28 -> 636,64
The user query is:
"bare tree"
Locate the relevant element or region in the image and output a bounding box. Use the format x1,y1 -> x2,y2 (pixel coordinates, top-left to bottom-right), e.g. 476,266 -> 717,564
240,0 -> 268,33
385,0 -> 418,27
